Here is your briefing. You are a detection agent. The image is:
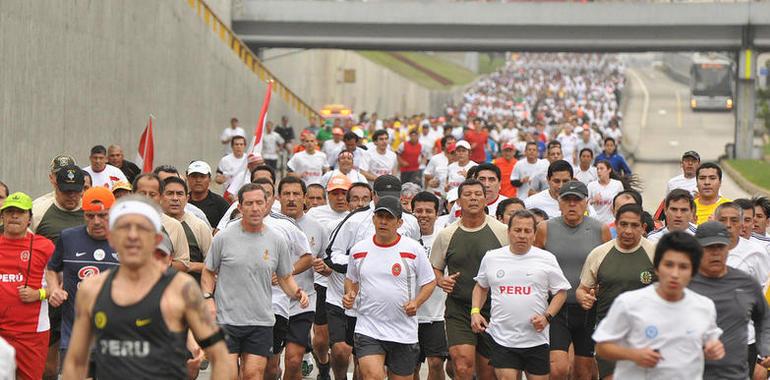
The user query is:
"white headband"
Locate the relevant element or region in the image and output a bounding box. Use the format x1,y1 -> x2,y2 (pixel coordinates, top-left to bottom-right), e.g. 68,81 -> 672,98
108,200 -> 162,232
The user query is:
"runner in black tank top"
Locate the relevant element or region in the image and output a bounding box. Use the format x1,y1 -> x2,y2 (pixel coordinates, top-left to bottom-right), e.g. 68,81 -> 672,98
92,267 -> 187,379
61,196 -> 231,379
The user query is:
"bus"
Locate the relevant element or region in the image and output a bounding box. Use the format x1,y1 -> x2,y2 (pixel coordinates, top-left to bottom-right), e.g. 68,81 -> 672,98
689,53 -> 734,111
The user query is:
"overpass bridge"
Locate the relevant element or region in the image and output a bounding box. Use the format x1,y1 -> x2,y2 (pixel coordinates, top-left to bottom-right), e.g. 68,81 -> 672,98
232,1 -> 770,159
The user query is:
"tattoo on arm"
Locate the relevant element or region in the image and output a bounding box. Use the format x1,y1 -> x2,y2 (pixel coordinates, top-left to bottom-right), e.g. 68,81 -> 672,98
182,279 -> 216,329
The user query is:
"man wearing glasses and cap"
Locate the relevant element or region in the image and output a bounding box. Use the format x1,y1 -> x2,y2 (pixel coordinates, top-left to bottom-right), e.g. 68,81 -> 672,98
45,187 -> 120,377
689,221 -> 770,380
667,151 -> 700,197
0,192 -> 56,380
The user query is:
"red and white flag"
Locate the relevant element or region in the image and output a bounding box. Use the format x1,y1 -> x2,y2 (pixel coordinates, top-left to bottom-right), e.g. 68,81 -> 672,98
136,115 -> 155,173
225,81 -> 273,199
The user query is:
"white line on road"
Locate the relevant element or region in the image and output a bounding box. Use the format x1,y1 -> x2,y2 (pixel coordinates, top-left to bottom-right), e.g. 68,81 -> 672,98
675,90 -> 683,128
627,69 -> 649,132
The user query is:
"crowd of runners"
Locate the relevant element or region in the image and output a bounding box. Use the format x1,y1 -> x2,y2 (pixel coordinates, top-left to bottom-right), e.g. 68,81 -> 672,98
1,53 -> 769,380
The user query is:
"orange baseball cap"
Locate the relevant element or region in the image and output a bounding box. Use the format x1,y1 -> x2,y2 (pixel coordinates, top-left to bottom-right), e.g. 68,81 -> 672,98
82,186 -> 116,211
327,175 -> 352,192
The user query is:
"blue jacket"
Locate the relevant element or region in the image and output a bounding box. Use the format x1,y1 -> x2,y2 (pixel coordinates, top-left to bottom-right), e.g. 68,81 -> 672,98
595,151 -> 632,176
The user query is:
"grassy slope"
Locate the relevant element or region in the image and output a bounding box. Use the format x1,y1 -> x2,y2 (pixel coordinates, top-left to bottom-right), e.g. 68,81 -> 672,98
357,51 -> 477,90
727,159 -> 770,189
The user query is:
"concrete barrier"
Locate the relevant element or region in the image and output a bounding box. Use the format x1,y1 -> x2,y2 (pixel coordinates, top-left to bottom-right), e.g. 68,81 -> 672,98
0,0 -> 308,196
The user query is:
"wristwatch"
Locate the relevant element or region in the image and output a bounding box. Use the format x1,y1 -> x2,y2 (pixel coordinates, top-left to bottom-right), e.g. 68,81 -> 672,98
544,312 -> 553,323
203,292 -> 214,300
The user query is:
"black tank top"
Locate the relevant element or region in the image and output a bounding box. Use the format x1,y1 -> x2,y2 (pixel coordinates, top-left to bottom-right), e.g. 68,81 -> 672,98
181,220 -> 203,284
92,268 -> 187,379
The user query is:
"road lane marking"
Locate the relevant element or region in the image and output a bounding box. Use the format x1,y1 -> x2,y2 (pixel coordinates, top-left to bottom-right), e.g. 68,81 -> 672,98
675,90 -> 683,128
627,69 -> 649,132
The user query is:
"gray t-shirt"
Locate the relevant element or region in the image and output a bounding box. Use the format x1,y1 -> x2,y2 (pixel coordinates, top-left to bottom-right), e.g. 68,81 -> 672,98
545,216 -> 606,303
689,268 -> 770,380
205,223 -> 292,326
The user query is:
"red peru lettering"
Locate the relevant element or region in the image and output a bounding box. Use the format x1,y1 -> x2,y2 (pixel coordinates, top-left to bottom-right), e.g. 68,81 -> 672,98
499,286 -> 531,295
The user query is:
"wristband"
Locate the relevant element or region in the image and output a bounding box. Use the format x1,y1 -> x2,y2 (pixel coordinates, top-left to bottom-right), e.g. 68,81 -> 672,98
544,313 -> 553,323
39,288 -> 47,301
470,307 -> 481,315
197,329 -> 225,349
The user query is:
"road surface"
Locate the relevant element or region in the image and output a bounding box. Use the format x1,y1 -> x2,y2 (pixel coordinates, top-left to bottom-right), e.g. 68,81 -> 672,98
622,60 -> 748,207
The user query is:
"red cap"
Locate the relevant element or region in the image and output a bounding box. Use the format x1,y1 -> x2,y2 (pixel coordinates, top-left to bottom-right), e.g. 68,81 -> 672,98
82,187 -> 115,211
446,142 -> 457,153
502,142 -> 515,150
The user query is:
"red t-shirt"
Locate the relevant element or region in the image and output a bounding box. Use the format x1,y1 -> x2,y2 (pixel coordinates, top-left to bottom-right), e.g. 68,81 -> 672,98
399,141 -> 422,172
493,157 -> 518,198
464,130 -> 488,163
0,233 -> 55,333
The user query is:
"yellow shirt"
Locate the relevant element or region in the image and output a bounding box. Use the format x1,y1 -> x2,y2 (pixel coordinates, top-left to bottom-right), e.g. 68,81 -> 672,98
694,196 -> 731,225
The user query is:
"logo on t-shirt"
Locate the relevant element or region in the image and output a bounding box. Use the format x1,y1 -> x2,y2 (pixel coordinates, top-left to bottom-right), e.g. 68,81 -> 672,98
94,249 -> 105,261
392,263 -> 402,277
95,311 -> 108,329
640,270 -> 653,285
78,266 -> 100,280
496,270 -> 505,278
644,325 -> 658,339
263,249 -> 270,262
20,250 -> 30,262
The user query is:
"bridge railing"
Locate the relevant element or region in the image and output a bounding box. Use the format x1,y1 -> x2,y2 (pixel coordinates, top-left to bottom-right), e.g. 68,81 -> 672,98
187,0 -> 321,121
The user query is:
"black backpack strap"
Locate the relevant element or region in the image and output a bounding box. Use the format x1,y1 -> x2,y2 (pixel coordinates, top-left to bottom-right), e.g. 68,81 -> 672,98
324,205 -> 370,273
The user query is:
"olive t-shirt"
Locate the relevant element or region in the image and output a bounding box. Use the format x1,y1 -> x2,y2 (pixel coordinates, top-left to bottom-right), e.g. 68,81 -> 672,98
430,215 -> 508,307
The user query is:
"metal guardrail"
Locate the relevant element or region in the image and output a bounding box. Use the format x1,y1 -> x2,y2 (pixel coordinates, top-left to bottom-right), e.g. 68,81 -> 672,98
187,0 -> 321,121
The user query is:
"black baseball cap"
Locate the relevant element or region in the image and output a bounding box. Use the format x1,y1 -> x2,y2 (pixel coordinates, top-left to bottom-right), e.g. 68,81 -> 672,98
374,196 -> 402,219
559,180 -> 588,199
373,175 -> 402,198
56,164 -> 85,192
695,221 -> 731,247
682,151 -> 700,161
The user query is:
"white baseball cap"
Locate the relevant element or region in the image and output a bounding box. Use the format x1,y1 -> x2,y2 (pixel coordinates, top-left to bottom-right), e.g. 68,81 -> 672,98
187,160 -> 211,175
455,140 -> 471,151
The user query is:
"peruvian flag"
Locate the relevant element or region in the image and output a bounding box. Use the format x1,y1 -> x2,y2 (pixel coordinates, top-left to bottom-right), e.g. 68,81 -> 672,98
136,116 -> 155,173
224,81 -> 273,200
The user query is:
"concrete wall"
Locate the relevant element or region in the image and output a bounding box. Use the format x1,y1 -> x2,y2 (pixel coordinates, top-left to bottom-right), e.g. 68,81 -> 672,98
0,0 -> 307,197
261,49 -> 463,118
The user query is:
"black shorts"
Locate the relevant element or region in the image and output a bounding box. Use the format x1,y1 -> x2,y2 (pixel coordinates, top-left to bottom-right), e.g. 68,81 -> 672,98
488,337 -> 549,376
549,303 -> 596,357
327,303 -> 348,345
418,321 -> 448,363
49,306 -> 62,346
222,324 -> 274,357
273,312 -> 315,354
354,333 -> 419,377
444,297 -> 491,358
749,343 -> 758,379
597,357 -> 615,378
314,284 -> 328,325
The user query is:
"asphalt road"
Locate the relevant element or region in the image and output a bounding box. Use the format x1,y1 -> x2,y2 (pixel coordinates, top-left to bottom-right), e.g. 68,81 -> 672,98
622,61 -> 748,207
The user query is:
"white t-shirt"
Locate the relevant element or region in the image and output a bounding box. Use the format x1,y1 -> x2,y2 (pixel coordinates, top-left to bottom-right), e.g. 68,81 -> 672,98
558,133 -> 579,166
264,213 -> 312,318
646,224 -> 696,243
217,153 -> 246,188
306,205 -> 349,288
424,153 -> 450,195
575,166 -> 598,185
347,235 -> 435,344
474,246 -> 570,348
666,174 -> 697,196
446,161 -> 478,191
361,149 -> 397,179
524,190 -> 560,219
322,140 -> 345,167
728,237 -> 769,346
417,233 -> 446,323
83,164 -> 127,190
592,285 -> 722,380
287,150 -> 329,185
0,336 -> 14,380
510,159 -> 549,201
321,169 -> 367,189
587,179 -> 625,224
220,126 -> 246,153
261,131 -> 285,160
